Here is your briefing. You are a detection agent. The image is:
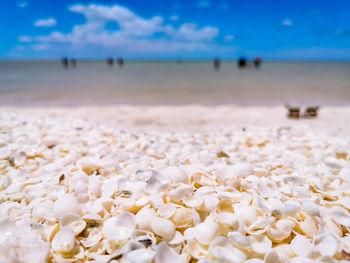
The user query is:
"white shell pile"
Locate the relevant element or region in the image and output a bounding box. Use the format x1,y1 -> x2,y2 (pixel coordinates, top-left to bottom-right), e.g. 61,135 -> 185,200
0,110 -> 350,263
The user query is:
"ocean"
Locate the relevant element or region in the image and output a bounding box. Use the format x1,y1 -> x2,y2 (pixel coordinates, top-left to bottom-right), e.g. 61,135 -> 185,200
0,61 -> 349,106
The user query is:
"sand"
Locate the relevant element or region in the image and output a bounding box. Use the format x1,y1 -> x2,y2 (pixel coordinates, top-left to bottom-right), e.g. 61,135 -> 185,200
0,105 -> 350,262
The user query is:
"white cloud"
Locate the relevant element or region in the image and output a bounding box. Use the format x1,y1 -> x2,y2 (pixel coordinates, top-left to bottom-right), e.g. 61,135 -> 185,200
175,23 -> 218,41
197,0 -> 210,8
224,35 -> 234,41
34,18 -> 57,27
18,36 -> 33,42
17,1 -> 28,8
19,3 -> 220,54
282,19 -> 293,26
170,15 -> 179,21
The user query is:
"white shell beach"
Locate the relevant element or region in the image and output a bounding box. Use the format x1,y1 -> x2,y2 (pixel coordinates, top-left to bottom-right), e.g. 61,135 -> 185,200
1,105 -> 350,262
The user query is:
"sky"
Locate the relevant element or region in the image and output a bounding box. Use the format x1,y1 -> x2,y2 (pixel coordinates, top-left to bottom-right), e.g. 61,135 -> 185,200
1,0 -> 350,60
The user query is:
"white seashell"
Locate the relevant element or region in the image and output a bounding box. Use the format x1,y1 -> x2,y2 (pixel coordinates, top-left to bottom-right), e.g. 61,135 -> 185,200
182,194 -> 203,208
103,212 -> 136,243
80,228 -> 103,248
43,136 -> 58,148
301,201 -> 320,217
151,217 -> 175,241
339,167 -> 350,180
162,167 -> 188,184
330,206 -> 350,226
74,180 -> 87,195
183,227 -> 196,240
313,233 -> 338,257
299,214 -> 318,237
60,214 -> 86,236
251,235 -> 272,254
324,156 -> 343,169
168,231 -> 183,245
155,242 -> 185,263
339,196 -> 350,210
264,249 -> 279,263
244,259 -> 264,263
232,163 -> 253,178
281,201 -> 300,217
228,231 -> 252,249
267,219 -> 294,241
136,206 -> 156,231
194,218 -> 219,245
290,235 -> 312,258
234,204 -> 257,226
51,227 -> 77,254
31,200 -> 54,220
246,217 -> 275,236
217,212 -> 238,228
126,248 -> 156,263
53,194 -> 81,218
209,236 -> 247,263
158,204 -> 177,218
171,207 -> 193,228
168,185 -> 192,202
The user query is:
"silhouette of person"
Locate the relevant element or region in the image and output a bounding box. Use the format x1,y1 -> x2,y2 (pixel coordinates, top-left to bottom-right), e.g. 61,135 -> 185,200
213,58 -> 221,70
117,57 -> 124,67
61,57 -> 69,68
238,57 -> 247,68
254,57 -> 262,68
107,57 -> 114,67
70,59 -> 77,68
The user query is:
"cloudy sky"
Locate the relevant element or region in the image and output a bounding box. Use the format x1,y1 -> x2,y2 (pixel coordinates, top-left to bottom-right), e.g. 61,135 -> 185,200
1,0 -> 350,60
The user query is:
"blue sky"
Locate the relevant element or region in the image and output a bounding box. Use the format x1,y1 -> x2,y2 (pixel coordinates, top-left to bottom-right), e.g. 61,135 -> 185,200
1,0 -> 350,60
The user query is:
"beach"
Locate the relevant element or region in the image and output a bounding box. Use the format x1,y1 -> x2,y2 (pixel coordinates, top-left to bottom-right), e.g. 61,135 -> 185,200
1,105 -> 350,262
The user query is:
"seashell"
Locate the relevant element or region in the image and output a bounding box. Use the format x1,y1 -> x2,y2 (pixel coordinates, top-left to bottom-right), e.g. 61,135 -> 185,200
281,201 -> 300,217
80,228 -> 103,248
228,231 -> 252,249
299,214 -> 318,238
126,248 -> 156,263
290,235 -> 312,258
158,204 -> 177,219
313,233 -> 338,257
155,242 -> 185,263
216,212 -> 238,228
43,136 -> 58,148
243,259 -> 264,263
251,235 -> 272,255
301,201 -> 320,217
339,167 -> 350,180
264,249 -> 279,263
182,194 -> 203,208
162,167 -> 188,184
151,217 -> 175,241
168,184 -> 192,202
168,231 -> 183,245
73,180 -> 87,195
60,214 -> 86,236
232,163 -> 253,178
79,157 -> 105,175
330,206 -> 350,226
194,217 -> 219,245
136,206 -> 156,231
31,200 -> 54,220
267,219 -> 294,242
209,236 -> 247,263
53,194 -> 81,218
246,217 -> 275,236
339,196 -> 350,210
234,204 -> 257,226
51,227 -> 78,255
324,156 -> 343,169
103,212 -> 136,243
171,207 -> 193,228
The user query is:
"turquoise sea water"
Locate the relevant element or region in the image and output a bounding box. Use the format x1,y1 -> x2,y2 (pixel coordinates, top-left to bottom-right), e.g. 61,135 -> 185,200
0,61 -> 349,106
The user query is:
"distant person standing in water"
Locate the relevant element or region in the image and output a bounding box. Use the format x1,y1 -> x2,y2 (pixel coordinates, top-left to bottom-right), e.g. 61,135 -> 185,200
117,57 -> 124,67
213,58 -> 221,70
238,57 -> 247,68
70,58 -> 77,68
61,57 -> 69,68
107,57 -> 114,67
254,57 -> 262,68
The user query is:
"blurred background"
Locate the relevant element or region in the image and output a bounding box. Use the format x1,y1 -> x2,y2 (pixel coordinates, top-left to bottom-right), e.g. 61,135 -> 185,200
0,0 -> 349,106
